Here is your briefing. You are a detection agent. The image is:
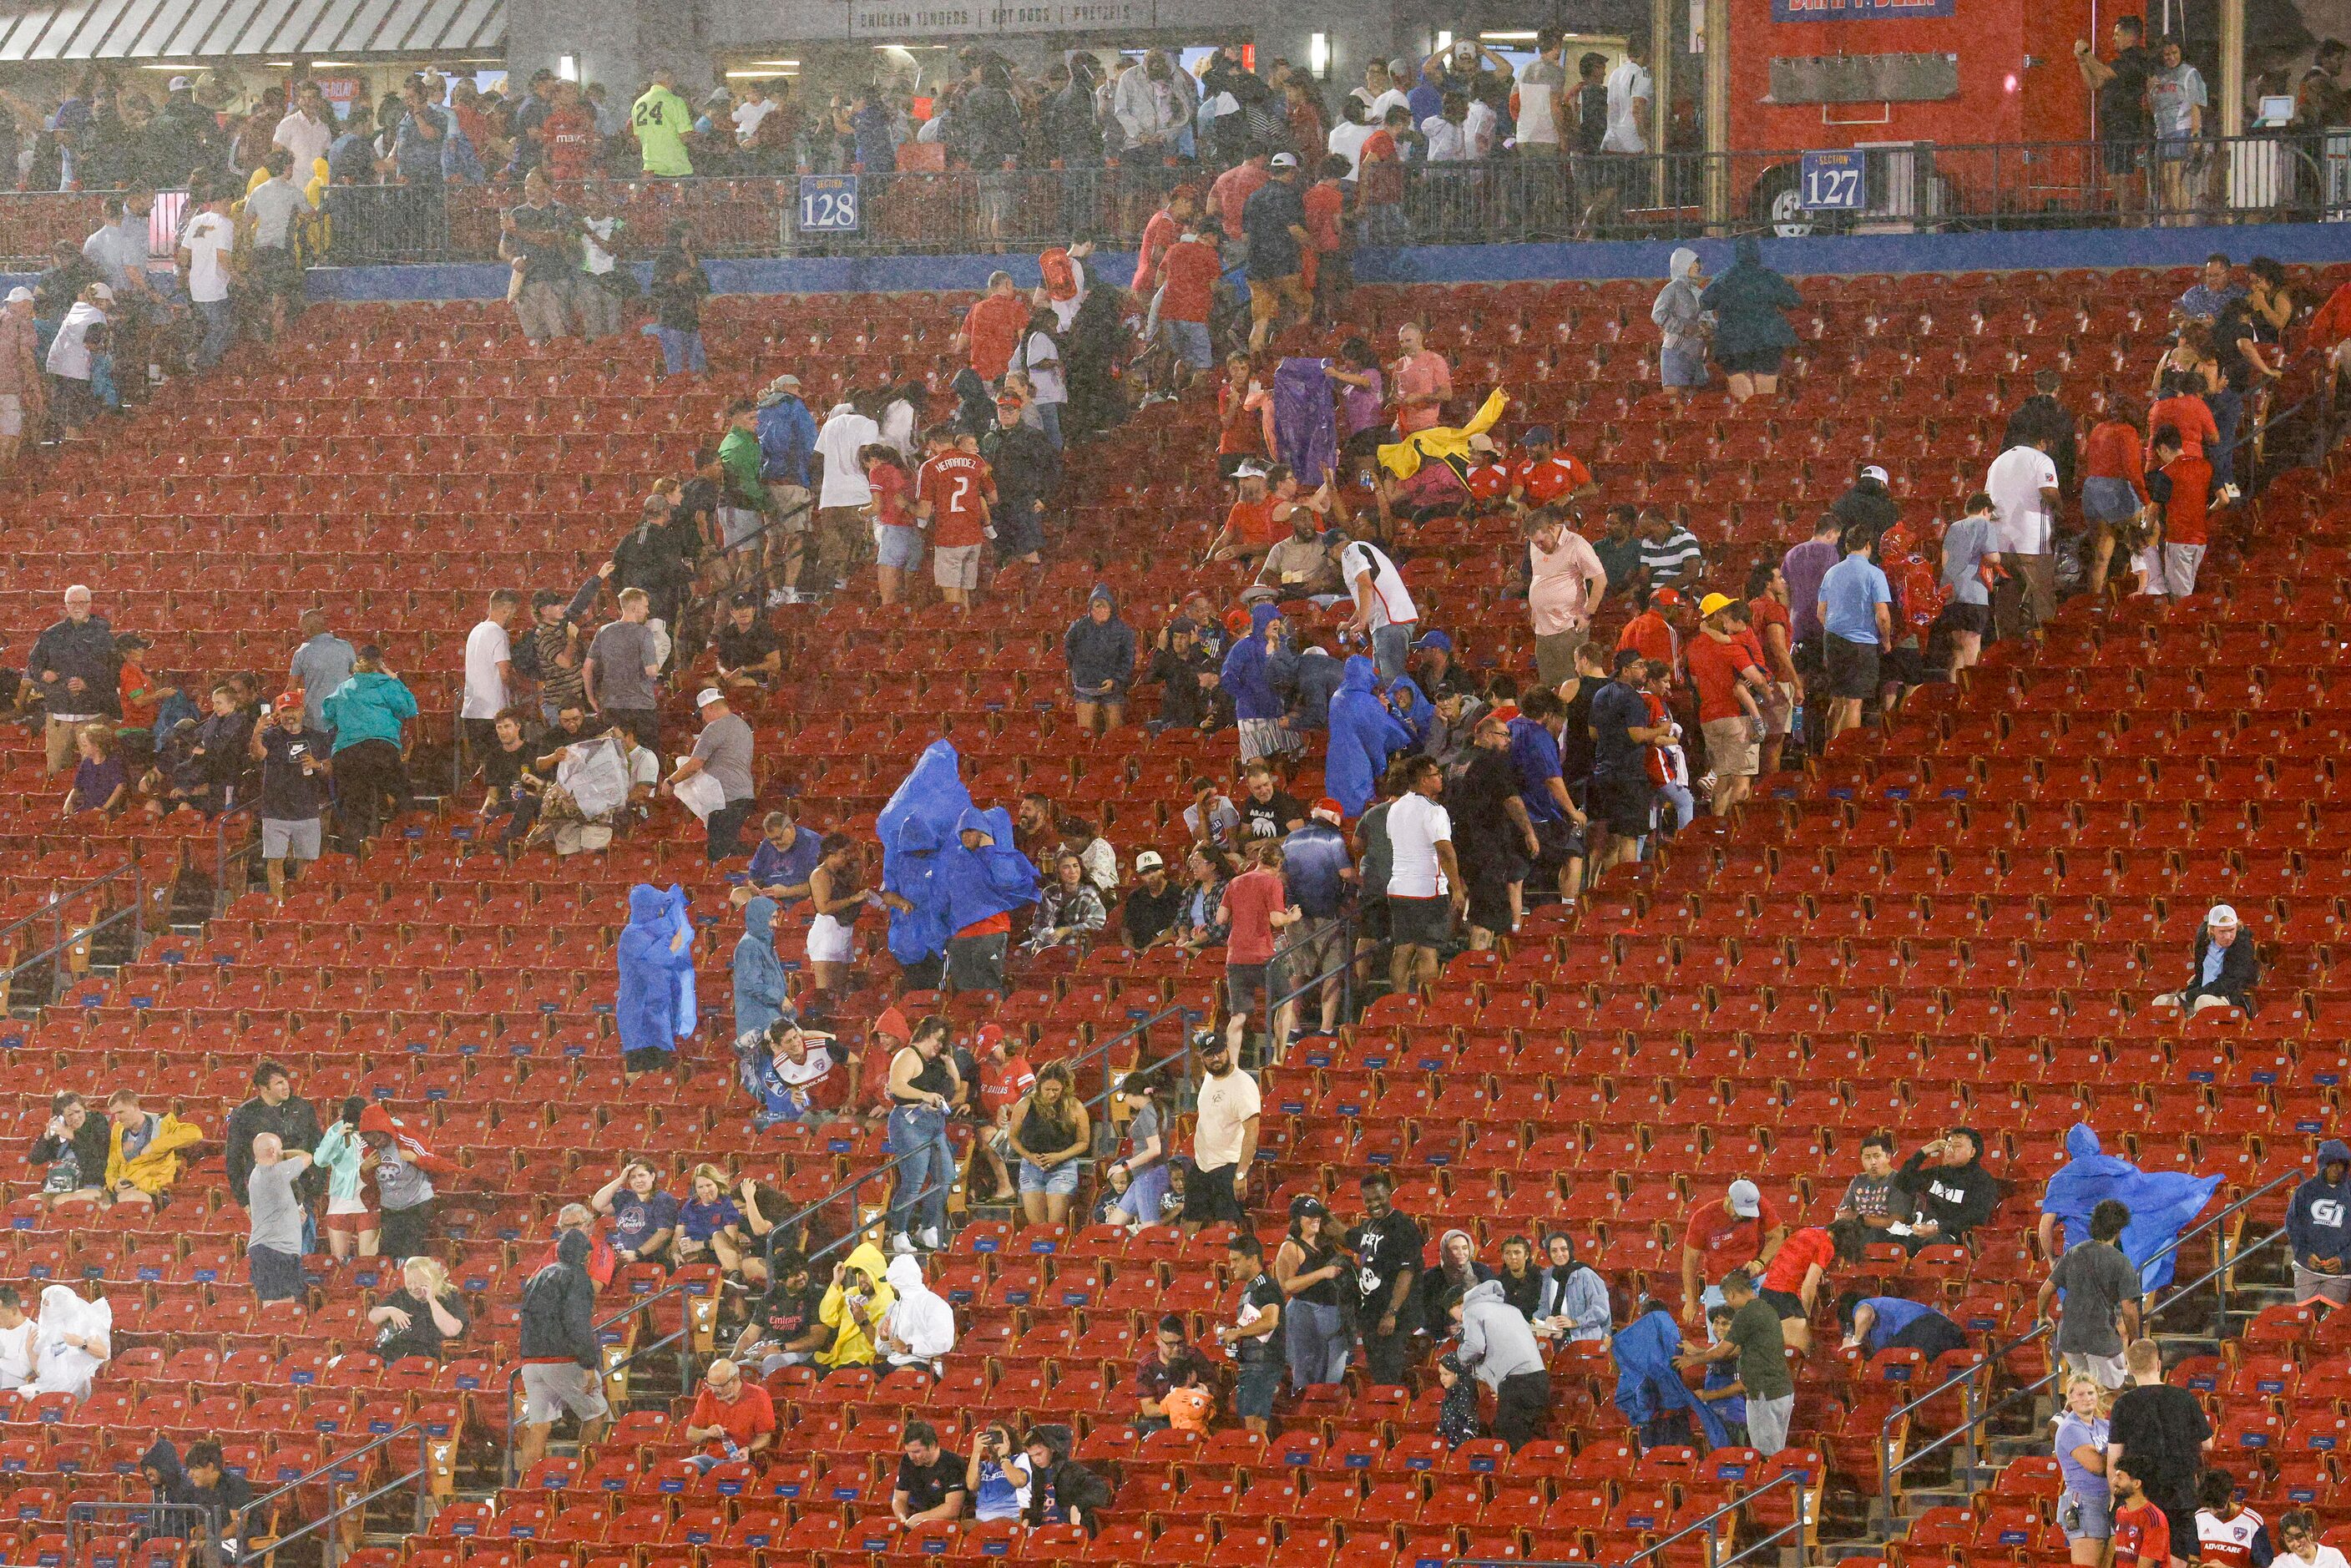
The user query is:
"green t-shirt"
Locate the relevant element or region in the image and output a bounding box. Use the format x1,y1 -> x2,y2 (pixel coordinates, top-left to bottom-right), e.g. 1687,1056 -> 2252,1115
719,428 -> 767,511
631,86 -> 694,176
1728,1297 -> 1792,1401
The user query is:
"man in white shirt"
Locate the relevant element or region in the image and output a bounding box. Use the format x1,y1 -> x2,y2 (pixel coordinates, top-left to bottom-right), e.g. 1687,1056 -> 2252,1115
813,395 -> 881,601
1602,43 -> 1654,153
241,149 -> 316,342
273,82 -> 335,174
1984,438 -> 2062,643
1327,99 -> 1377,180
1420,94 -> 1473,163
178,191 -> 236,369
461,589 -> 518,759
1384,756 -> 1463,993
1332,531 -> 1419,680
1352,59 -> 1412,124
731,81 -> 778,144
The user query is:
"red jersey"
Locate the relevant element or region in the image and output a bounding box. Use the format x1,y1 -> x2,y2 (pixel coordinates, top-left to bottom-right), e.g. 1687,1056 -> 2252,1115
1159,239 -> 1221,325
979,1055 -> 1036,1120
2154,454 -> 2213,548
1685,632 -> 1759,724
1747,595 -> 1797,680
1133,209 -> 1181,292
1759,1225 -> 1835,1294
1358,132 -> 1402,205
2147,394 -> 2218,459
1302,180 -> 1346,252
868,462 -> 913,528
1210,162 -> 1268,235
686,1382 -> 776,1458
1512,453 -> 1593,504
1219,380 -> 1267,457
1225,498 -> 1280,551
541,106 -> 599,182
917,452 -> 995,548
2113,1502 -> 2172,1568
1221,867 -> 1287,965
1682,1196 -> 1784,1277
962,293 -> 1030,381
1616,610 -> 1677,670
1465,460 -> 1512,502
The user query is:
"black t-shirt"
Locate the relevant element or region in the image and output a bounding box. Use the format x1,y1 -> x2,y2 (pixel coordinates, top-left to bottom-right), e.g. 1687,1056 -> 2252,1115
1575,83 -> 1609,154
481,741 -> 530,797
2101,47 -> 2156,138
1240,791 -> 1306,842
2211,302 -> 2260,393
2108,1382 -> 2212,1492
1233,1272 -> 1285,1362
894,1453 -> 967,1514
1135,1345 -> 1215,1402
1241,179 -> 1307,281
1344,1209 -> 1426,1319
375,1286 -> 471,1361
1447,748 -> 1524,867
753,1279 -> 825,1345
257,725 -> 331,821
714,619 -> 781,672
1559,683 -> 1597,786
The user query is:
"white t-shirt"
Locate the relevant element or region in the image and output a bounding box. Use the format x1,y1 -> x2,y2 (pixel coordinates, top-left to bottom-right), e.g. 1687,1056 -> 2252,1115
1464,99 -> 1499,159
732,99 -> 776,143
1421,116 -> 1469,163
462,619 -> 511,719
1327,119 -> 1375,179
1387,791 -> 1453,898
1192,1065 -> 1262,1171
626,744 -> 660,787
0,1319 -> 33,1388
1602,60 -> 1652,153
183,210 -> 235,304
1341,541 -> 1418,630
815,408 -> 881,508
1984,445 -> 2060,556
1015,331 -> 1066,405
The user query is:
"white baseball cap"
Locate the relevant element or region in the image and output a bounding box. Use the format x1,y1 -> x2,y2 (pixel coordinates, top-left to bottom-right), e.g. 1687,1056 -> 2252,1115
168,75 -> 192,91
1134,850 -> 1165,873
1726,1179 -> 1762,1218
1859,464 -> 1890,484
694,687 -> 725,708
2206,903 -> 2240,928
3,287 -> 29,304
1268,152 -> 1297,169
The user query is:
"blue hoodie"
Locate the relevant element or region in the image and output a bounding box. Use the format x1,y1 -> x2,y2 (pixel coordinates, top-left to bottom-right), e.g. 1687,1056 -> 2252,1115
1327,655 -> 1413,816
756,392 -> 818,487
878,741 -> 969,966
940,806 -> 1041,935
731,896 -> 791,1039
1219,602 -> 1296,723
2289,1140 -> 2351,1272
2040,1121 -> 2223,1290
1383,673 -> 1435,746
616,885 -> 697,1058
1291,648 -> 1342,731
1064,586 -> 1137,694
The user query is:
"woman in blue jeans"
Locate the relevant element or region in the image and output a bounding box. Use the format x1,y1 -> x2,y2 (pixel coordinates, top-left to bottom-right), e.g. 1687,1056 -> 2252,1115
1006,1061 -> 1091,1227
884,1016 -> 961,1252
1273,1195 -> 1352,1391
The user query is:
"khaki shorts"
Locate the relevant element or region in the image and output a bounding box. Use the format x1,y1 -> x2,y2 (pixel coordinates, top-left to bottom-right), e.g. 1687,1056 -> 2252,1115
1762,681 -> 1797,737
1701,716 -> 1758,778
766,483 -> 812,533
1249,276 -> 1307,321
1534,629 -> 1589,690
933,544 -> 983,591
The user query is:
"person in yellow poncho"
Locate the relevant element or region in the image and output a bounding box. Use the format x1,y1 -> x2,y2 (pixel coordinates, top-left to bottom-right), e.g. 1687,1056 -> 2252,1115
104,1090 -> 202,1204
1375,388 -> 1510,520
817,1241 -> 896,1369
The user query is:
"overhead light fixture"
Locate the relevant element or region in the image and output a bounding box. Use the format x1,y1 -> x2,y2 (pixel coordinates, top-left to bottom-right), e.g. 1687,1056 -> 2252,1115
748,58 -> 799,66
557,53 -> 578,81
726,69 -> 799,77
1479,30 -> 1539,41
308,59 -> 354,67
1435,29 -> 1454,52
1308,32 -> 1329,79
138,63 -> 200,70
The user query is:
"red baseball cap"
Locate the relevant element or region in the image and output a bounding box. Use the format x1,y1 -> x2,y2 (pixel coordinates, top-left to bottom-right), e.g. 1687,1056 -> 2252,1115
1312,798 -> 1345,826
275,690 -> 304,713
1650,587 -> 1686,609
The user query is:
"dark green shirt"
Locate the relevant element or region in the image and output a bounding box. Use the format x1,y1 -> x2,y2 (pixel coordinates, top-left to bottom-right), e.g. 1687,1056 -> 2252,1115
1728,1297 -> 1792,1401
1592,534 -> 1645,598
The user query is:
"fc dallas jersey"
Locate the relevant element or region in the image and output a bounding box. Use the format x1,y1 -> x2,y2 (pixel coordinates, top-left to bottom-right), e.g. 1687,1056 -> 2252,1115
2196,1507 -> 2268,1568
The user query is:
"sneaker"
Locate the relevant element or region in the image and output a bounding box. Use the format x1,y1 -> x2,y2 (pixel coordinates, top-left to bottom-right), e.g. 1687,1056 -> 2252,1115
918,1226 -> 943,1250
887,1231 -> 913,1255
766,589 -> 796,608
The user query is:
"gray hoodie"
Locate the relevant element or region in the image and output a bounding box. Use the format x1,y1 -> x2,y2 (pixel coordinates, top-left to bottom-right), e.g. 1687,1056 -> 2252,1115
1456,1277 -> 1546,1389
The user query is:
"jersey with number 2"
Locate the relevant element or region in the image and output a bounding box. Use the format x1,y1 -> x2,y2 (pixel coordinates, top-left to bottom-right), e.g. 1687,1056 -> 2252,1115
917,453 -> 995,549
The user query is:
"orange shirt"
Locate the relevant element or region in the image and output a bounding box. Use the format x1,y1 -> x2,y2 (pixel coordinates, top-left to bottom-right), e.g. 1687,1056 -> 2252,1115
962,293 -> 1030,381
1225,498 -> 1281,550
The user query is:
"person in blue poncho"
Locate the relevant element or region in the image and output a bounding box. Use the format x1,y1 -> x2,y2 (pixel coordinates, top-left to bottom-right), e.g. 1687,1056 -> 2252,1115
1326,655 -> 1412,817
616,885 -> 696,1081
1221,602 -> 1301,766
1612,1294 -> 1732,1450
1383,672 -> 1435,749
731,895 -> 791,1049
2037,1123 -> 2222,1292
940,807 -> 1040,996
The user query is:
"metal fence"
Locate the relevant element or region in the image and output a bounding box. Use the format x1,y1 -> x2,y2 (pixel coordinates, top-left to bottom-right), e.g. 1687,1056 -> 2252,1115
3,129 -> 2344,272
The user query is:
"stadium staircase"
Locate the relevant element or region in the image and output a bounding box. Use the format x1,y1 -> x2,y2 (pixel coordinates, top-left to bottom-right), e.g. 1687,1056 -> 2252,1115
0,255 -> 2344,1568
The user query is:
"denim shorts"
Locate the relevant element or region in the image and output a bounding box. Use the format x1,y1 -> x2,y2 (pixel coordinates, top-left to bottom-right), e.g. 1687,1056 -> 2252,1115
2082,477 -> 2141,525
1019,1158 -> 1081,1197
1164,319 -> 1213,369
1661,345 -> 1707,387
875,524 -> 923,569
1236,1360 -> 1282,1420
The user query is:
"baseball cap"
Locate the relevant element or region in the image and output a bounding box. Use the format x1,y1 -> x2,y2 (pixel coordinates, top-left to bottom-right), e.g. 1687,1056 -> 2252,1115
88,283 -> 113,302
1231,460 -> 1268,479
275,690 -> 304,713
1699,592 -> 1737,618
1311,798 -> 1344,827
1268,152 -> 1297,169
995,393 -> 1024,410
766,373 -> 801,392
1413,630 -> 1454,654
973,1023 -> 1004,1052
1726,1179 -> 1762,1217
1650,587 -> 1686,609
169,75 -> 191,91
1521,424 -> 1555,444
1466,432 -> 1497,453
694,687 -> 725,708
3,287 -> 29,304
2207,903 -> 2241,928
1288,1194 -> 1328,1222
1135,850 -> 1165,873
1859,464 -> 1890,484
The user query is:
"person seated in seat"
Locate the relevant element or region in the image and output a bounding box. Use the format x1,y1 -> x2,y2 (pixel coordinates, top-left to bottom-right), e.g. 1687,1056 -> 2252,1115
674,1164 -> 750,1280
592,1161 -> 680,1267
29,1092 -> 110,1207
734,1250 -> 829,1375
681,1357 -> 775,1472
368,1257 -> 472,1361
2152,903 -> 2257,1015
103,1090 -> 201,1208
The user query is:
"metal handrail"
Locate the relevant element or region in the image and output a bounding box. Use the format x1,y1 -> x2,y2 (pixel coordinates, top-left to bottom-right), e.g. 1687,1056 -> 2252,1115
1877,1166 -> 2298,1518
0,862 -> 140,954
233,1422 -> 431,1568
2,896 -> 148,999
502,1277 -> 701,1485
64,1500 -> 216,1555
1259,912 -> 1395,1056
1454,1465 -> 1809,1568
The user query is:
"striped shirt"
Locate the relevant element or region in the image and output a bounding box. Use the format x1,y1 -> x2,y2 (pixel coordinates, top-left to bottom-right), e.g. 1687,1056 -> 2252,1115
1639,526 -> 1705,585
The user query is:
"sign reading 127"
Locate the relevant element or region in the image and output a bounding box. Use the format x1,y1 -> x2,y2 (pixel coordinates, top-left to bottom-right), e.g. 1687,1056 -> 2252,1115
1771,0 -> 1954,18
799,175 -> 861,233
1797,150 -> 1864,210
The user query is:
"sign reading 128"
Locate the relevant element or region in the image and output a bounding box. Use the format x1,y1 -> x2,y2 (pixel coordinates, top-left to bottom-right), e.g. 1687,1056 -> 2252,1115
1798,149 -> 1863,210
799,175 -> 862,232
